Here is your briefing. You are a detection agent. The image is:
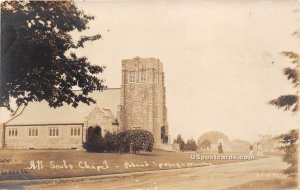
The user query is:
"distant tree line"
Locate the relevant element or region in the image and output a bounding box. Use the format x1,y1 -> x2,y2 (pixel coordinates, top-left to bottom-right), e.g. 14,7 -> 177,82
173,134 -> 198,151
83,129 -> 154,154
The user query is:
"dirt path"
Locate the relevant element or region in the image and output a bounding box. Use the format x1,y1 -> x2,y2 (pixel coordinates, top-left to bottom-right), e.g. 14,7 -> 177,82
19,156 -> 289,190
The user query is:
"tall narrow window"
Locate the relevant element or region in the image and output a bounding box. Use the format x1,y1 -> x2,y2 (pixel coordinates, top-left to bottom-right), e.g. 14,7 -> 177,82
8,129 -> 18,137
29,129 -> 38,137
71,127 -> 81,136
140,70 -> 146,82
129,71 -> 135,82
49,128 -> 59,137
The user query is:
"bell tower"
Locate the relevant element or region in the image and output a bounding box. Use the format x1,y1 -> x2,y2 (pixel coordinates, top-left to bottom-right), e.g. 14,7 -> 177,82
118,57 -> 169,147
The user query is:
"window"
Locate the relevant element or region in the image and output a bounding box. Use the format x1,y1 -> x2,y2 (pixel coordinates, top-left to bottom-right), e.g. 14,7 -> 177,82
140,70 -> 146,82
29,129 -> 38,137
129,71 -> 135,82
49,128 -> 59,137
71,127 -> 81,136
8,129 -> 18,137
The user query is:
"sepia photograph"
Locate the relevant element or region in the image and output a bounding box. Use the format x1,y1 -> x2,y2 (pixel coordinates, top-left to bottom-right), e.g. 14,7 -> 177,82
0,0 -> 299,189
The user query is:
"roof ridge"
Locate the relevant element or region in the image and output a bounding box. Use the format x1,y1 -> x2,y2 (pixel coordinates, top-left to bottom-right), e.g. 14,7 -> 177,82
5,105 -> 26,124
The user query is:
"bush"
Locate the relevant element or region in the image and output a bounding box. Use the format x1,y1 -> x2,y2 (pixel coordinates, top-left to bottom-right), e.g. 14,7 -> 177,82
83,129 -> 154,154
104,132 -> 118,152
115,130 -> 154,153
83,133 -> 105,152
127,130 -> 154,153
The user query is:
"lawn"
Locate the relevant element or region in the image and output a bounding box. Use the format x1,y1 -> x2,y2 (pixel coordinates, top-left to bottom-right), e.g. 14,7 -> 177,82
0,149 -> 266,180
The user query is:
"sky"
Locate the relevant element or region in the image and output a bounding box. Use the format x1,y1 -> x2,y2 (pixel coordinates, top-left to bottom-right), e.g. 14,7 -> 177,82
1,0 -> 300,142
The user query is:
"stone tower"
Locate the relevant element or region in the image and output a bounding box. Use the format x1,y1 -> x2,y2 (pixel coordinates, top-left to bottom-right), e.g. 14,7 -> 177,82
118,57 -> 169,147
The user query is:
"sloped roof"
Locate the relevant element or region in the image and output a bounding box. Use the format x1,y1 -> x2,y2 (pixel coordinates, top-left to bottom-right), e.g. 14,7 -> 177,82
89,88 -> 120,116
5,88 -> 121,126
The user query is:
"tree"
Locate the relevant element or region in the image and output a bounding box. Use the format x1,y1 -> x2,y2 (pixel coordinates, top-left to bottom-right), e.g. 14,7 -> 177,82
184,138 -> 198,151
269,51 -> 299,111
274,129 -> 298,176
198,139 -> 211,152
1,1 -> 105,111
198,131 -> 230,145
173,134 -> 185,151
268,29 -> 299,176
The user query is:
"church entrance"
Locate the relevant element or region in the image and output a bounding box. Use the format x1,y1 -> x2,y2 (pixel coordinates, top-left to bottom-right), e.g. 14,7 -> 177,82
87,126 -> 102,142
161,126 -> 168,144
85,126 -> 103,151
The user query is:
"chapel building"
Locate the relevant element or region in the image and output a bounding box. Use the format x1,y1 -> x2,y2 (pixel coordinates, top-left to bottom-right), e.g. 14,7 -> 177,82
0,57 -> 169,149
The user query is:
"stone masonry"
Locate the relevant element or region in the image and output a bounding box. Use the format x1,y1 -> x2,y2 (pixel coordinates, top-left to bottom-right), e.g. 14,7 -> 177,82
118,57 -> 169,147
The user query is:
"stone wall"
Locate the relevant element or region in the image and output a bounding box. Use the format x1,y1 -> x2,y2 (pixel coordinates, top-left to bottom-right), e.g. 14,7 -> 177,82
5,124 -> 83,149
120,57 -> 169,146
83,106 -> 119,142
4,106 -> 119,149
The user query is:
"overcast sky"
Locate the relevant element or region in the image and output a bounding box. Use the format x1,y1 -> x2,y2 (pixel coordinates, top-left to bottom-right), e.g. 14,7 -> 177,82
1,0 -> 300,142
75,0 -> 300,142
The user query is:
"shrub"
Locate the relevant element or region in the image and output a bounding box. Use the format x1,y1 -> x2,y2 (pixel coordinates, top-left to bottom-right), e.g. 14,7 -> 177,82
83,134 -> 104,152
104,131 -> 118,152
83,129 -> 154,154
127,130 -> 154,153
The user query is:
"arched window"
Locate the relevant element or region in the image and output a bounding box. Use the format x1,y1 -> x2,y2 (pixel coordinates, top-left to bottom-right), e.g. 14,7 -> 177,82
71,128 -> 73,136
78,128 -> 80,135
29,129 -> 31,136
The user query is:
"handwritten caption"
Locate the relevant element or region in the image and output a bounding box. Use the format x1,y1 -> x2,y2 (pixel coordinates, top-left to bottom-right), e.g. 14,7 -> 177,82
24,160 -> 211,173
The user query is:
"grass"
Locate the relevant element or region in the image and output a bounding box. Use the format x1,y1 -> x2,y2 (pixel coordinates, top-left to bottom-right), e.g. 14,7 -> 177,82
0,149 -> 265,180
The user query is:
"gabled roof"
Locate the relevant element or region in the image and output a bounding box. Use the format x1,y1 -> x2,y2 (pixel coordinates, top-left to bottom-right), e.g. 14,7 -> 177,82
89,88 -> 120,116
5,88 -> 121,126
